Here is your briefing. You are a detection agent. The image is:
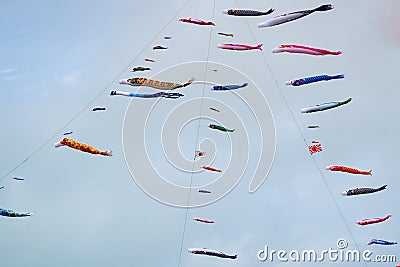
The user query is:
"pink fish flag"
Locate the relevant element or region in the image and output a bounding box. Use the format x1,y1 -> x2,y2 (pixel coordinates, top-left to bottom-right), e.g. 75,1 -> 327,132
308,141 -> 322,154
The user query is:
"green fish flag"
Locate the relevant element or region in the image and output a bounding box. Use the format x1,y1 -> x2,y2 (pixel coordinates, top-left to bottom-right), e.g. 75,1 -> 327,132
208,124 -> 235,132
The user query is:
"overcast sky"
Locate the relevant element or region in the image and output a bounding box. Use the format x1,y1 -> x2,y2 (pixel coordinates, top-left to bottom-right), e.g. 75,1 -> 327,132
0,1 -> 398,266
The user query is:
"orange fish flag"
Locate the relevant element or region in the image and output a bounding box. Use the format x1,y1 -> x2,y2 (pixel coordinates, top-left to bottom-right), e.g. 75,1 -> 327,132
326,165 -> 372,175
54,138 -> 112,156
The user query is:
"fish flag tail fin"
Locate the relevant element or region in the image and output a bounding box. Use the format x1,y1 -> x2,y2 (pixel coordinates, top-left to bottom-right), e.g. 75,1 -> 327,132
180,77 -> 195,88
343,98 -> 352,104
379,184 -> 388,191
386,214 -> 392,219
230,129 -> 236,132
265,8 -> 275,15
330,50 -> 342,55
367,170 -> 372,175
257,44 -> 263,51
333,74 -> 345,79
105,150 -> 113,156
314,4 -> 334,12
242,83 -> 249,87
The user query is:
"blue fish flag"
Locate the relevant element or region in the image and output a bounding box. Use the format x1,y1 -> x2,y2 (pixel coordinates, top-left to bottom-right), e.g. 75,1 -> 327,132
212,83 -> 248,91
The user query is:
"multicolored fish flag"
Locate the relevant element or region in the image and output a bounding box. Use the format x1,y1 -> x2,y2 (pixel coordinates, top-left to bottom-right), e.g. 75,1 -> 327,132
55,138 -> 112,156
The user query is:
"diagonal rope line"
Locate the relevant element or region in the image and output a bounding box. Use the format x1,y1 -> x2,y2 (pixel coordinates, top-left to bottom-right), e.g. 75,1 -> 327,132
233,0 -> 366,265
177,0 -> 216,266
0,0 -> 192,184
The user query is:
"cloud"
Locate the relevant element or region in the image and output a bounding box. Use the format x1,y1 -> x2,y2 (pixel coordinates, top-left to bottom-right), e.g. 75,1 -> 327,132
378,2 -> 400,45
61,70 -> 85,86
2,75 -> 21,81
0,68 -> 20,81
0,68 -> 16,75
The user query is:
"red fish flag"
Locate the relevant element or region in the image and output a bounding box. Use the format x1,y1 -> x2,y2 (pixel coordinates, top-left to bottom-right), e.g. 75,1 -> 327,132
308,141 -> 322,154
201,166 -> 222,172
195,150 -> 205,158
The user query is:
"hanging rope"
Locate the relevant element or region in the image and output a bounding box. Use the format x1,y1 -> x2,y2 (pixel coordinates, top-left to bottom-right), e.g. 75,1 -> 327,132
233,0 -> 366,265
177,0 -> 216,266
0,0 -> 193,184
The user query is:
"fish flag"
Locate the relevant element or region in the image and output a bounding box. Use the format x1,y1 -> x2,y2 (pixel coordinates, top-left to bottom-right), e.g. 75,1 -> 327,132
308,141 -> 322,154
195,151 -> 205,158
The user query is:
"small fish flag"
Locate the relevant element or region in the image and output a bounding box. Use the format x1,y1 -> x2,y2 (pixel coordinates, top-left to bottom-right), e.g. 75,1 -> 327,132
195,150 -> 205,158
308,141 -> 322,154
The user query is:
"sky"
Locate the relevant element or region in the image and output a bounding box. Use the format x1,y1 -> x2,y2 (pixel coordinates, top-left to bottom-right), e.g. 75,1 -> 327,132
0,0 -> 399,266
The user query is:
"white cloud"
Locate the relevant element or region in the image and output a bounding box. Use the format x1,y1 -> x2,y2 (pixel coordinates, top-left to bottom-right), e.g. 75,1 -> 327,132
0,68 -> 16,75
61,70 -> 85,86
2,75 -> 21,81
